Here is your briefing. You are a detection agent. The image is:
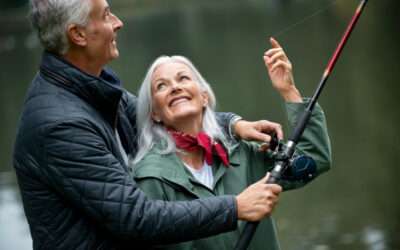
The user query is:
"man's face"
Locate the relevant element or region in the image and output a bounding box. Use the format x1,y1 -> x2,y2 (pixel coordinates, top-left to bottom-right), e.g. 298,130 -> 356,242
84,0 -> 123,66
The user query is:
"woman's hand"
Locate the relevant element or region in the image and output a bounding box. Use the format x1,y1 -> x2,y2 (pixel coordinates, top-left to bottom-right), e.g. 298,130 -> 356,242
264,37 -> 302,103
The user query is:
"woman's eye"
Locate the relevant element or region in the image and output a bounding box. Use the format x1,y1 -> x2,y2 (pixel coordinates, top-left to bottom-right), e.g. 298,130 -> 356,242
156,83 -> 167,91
180,75 -> 190,81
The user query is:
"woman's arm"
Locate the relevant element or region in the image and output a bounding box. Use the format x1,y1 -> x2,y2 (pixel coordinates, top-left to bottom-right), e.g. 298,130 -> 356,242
245,38 -> 332,190
243,102 -> 331,191
279,101 -> 332,190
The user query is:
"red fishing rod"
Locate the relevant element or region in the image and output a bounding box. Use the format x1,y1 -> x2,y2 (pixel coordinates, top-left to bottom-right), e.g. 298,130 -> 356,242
234,0 -> 369,249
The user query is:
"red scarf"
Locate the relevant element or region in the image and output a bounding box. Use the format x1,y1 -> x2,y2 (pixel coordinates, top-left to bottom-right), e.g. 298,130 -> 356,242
168,129 -> 229,167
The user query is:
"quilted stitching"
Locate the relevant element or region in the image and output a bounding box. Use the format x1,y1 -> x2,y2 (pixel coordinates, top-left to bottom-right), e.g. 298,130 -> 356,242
13,52 -> 237,250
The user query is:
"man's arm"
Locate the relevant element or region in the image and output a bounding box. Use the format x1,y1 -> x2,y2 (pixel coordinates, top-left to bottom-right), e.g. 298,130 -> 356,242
39,119 -> 237,244
39,119 -> 279,244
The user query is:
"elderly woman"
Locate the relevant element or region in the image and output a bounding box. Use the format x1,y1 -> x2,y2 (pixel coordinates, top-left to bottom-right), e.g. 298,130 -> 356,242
132,38 -> 331,250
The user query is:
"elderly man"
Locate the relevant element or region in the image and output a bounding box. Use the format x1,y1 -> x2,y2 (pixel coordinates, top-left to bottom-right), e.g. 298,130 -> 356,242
13,0 -> 285,249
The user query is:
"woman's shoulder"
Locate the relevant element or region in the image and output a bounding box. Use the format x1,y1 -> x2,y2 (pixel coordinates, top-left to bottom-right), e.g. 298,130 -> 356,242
132,147 -> 180,179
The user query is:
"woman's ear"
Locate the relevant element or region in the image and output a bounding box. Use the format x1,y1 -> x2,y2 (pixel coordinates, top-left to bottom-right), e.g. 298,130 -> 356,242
201,91 -> 209,108
151,112 -> 162,123
66,24 -> 87,47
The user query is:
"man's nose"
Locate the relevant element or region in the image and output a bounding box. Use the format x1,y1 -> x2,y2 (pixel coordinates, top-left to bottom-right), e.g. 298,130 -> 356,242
112,13 -> 124,30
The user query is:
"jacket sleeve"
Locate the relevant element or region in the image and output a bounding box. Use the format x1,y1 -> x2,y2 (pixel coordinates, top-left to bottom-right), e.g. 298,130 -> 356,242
279,100 -> 332,190
38,119 -> 237,244
244,100 -> 332,191
215,112 -> 242,141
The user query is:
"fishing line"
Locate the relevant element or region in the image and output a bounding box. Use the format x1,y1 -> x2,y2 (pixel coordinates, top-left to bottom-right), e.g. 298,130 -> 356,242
271,0 -> 342,37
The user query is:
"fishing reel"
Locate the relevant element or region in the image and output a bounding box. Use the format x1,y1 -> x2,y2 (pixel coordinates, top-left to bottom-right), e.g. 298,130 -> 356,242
267,133 -> 316,182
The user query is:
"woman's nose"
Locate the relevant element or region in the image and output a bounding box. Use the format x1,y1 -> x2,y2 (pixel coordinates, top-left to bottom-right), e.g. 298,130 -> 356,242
170,82 -> 182,93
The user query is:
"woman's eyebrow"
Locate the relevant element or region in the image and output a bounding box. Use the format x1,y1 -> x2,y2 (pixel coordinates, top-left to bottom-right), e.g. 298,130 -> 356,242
177,71 -> 190,75
153,77 -> 168,83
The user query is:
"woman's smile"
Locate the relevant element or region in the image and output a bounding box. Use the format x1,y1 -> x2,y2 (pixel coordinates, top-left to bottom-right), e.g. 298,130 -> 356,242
169,96 -> 191,107
150,62 -> 208,131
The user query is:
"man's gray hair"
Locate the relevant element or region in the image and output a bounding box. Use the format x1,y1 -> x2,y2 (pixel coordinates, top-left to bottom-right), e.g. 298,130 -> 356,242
133,55 -> 227,164
29,0 -> 92,55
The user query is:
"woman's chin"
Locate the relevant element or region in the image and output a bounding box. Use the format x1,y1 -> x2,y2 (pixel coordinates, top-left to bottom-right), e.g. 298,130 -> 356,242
169,107 -> 202,119
164,111 -> 202,131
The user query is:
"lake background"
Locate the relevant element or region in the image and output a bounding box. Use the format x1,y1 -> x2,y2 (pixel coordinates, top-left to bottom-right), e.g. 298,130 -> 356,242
0,0 -> 399,249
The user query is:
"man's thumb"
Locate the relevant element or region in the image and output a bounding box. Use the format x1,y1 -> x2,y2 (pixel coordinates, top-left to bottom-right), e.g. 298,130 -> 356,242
259,172 -> 270,184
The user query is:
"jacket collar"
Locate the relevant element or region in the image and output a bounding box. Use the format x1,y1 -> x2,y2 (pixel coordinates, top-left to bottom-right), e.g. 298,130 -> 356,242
39,51 -> 123,127
135,143 -> 242,198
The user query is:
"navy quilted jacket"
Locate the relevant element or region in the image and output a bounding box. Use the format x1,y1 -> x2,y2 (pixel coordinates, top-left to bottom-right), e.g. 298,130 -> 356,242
13,52 -> 238,250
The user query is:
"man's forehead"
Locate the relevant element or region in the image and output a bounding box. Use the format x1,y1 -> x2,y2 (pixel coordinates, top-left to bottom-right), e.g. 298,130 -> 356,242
90,0 -> 109,14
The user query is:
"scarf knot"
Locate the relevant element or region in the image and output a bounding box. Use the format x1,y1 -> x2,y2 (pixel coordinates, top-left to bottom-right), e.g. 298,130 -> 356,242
168,129 -> 229,167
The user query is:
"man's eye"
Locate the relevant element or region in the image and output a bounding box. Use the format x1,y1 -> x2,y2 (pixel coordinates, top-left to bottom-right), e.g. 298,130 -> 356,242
104,11 -> 110,19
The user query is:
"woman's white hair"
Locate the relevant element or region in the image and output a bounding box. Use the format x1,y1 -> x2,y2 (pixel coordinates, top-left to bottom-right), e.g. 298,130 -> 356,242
133,55 -> 227,164
29,0 -> 92,55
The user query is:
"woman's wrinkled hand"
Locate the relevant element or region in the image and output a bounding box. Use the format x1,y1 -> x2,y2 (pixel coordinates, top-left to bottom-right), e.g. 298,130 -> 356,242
264,37 -> 302,103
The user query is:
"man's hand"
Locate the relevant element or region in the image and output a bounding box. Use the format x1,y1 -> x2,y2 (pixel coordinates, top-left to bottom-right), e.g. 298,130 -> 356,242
234,119 -> 283,149
236,173 -> 282,221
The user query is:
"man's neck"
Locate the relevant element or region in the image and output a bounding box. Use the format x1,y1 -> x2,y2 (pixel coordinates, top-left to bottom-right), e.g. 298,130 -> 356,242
63,51 -> 103,77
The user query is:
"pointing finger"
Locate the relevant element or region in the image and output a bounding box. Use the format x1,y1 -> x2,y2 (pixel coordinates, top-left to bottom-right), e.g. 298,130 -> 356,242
270,37 -> 282,48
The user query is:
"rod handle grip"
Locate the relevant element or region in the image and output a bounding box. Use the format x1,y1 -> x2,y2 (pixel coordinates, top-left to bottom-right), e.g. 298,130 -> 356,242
234,169 -> 281,250
266,170 -> 280,184
234,221 -> 260,250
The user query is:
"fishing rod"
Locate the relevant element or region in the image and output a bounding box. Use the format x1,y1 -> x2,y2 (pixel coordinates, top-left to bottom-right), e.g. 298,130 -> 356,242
234,0 -> 369,249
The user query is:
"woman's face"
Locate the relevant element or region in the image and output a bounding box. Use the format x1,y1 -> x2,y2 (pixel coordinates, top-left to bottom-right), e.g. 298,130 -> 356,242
150,62 -> 208,128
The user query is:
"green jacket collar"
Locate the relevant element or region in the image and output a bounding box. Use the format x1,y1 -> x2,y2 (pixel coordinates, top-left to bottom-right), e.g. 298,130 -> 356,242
134,143 -> 242,198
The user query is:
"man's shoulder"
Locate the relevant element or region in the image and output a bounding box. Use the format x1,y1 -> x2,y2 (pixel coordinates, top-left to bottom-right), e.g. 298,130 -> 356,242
15,77 -> 102,151
24,77 -> 98,125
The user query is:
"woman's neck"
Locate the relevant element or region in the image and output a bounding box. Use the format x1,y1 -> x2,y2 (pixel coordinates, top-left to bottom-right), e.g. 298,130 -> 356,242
177,150 -> 204,170
172,114 -> 205,169
170,114 -> 203,136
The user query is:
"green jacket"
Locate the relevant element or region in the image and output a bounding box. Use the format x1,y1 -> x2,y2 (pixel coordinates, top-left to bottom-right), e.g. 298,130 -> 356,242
133,101 -> 332,250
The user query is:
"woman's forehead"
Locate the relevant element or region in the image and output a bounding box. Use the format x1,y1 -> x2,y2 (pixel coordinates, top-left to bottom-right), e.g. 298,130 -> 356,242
152,62 -> 192,79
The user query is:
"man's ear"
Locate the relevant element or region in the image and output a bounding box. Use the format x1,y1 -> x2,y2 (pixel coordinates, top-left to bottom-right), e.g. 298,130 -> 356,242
67,24 -> 87,47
